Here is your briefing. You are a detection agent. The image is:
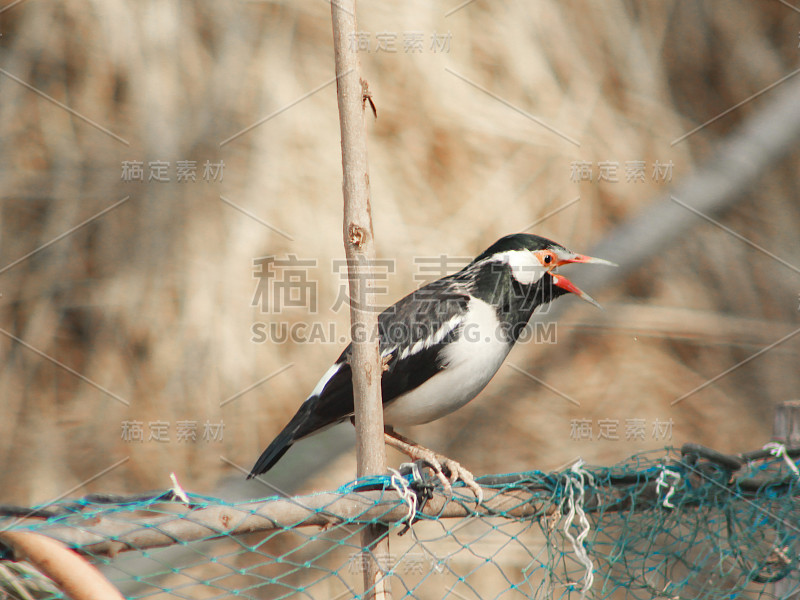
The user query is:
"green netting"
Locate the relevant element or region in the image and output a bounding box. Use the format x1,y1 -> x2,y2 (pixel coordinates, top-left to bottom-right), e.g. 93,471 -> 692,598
2,445 -> 799,599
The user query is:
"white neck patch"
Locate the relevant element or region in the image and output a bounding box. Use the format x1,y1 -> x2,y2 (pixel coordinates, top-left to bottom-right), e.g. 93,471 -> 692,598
499,250 -> 547,285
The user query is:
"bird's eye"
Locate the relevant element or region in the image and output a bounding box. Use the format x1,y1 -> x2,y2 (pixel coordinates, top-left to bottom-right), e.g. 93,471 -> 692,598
543,254 -> 552,265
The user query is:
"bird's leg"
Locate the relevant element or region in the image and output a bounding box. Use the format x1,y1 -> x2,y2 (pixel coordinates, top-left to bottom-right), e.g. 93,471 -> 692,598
383,426 -> 483,504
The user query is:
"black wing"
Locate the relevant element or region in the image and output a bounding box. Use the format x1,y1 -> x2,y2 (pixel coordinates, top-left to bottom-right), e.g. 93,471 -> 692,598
248,276 -> 470,477
377,275 -> 469,402
299,274 -> 470,435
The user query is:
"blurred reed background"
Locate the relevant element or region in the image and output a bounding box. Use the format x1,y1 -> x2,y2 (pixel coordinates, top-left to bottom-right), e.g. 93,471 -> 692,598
0,1 -> 798,505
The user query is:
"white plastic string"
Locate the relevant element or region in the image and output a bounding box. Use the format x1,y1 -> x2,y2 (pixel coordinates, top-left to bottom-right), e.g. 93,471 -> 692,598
169,472 -> 191,504
763,442 -> 800,477
388,467 -> 417,525
399,461 -> 424,485
560,459 -> 595,597
655,467 -> 681,509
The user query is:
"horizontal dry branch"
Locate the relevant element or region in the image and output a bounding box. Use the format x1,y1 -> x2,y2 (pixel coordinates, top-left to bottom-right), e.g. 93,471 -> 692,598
9,446 -> 789,560
9,486 -> 548,559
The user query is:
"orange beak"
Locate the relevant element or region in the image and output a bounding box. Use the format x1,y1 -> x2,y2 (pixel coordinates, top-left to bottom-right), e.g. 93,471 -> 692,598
549,252 -> 616,309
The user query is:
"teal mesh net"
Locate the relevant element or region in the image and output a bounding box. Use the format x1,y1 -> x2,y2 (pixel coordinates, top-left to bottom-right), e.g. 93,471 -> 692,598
1,444 -> 798,599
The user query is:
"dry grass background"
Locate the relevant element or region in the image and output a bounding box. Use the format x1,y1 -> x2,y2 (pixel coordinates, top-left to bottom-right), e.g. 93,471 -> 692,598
0,1 -> 799,506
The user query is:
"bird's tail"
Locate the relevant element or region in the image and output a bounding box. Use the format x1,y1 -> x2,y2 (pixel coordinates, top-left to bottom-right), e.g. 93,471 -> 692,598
247,396 -> 318,479
247,427 -> 294,479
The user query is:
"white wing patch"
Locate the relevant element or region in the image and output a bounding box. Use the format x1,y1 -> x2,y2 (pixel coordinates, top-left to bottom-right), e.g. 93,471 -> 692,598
397,314 -> 463,361
310,362 -> 342,398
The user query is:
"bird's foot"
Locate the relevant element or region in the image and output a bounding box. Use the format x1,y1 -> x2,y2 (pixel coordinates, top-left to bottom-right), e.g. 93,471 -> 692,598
409,449 -> 483,505
383,428 -> 483,504
440,457 -> 483,505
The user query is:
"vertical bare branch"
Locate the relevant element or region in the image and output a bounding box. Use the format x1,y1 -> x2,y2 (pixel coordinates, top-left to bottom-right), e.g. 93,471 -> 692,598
330,2 -> 390,598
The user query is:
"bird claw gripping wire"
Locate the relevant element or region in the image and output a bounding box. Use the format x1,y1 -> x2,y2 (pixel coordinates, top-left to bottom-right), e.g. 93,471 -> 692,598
395,461 -> 436,535
343,462 -> 435,535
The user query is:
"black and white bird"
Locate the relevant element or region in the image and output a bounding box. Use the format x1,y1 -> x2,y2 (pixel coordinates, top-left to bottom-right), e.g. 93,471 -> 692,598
248,233 -> 614,495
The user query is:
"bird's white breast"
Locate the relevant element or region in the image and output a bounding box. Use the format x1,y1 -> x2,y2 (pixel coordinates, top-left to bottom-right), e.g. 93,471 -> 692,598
382,297 -> 512,426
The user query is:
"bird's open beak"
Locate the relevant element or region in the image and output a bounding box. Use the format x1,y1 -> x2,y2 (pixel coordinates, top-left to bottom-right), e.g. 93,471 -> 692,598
556,253 -> 618,268
549,273 -> 602,309
549,253 -> 617,309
